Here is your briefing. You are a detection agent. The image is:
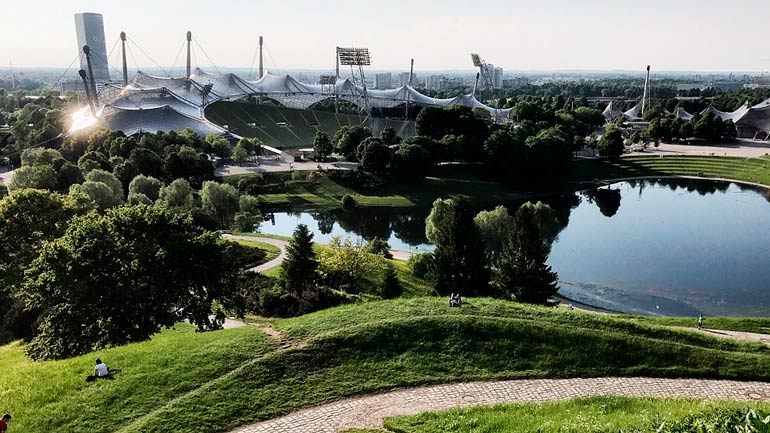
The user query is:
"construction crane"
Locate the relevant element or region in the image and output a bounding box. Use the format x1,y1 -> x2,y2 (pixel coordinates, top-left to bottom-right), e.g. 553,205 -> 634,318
471,53 -> 494,94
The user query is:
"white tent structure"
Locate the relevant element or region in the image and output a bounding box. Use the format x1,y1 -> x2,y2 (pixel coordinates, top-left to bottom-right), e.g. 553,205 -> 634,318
703,99 -> 770,139
95,69 -> 512,144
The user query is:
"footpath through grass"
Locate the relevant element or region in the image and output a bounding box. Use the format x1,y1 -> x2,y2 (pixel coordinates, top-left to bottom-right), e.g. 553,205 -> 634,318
351,397 -> 770,433
231,239 -> 281,263
5,298 -> 770,433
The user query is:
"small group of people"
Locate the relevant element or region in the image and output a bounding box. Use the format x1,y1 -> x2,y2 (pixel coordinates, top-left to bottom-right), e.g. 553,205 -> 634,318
86,358 -> 120,382
448,293 -> 462,307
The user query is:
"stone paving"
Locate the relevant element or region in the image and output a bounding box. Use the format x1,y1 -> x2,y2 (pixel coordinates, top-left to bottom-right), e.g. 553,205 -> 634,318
229,378 -> 770,433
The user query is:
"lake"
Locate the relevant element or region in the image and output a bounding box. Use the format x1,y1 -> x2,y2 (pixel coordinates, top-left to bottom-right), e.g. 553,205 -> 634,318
258,179 -> 770,317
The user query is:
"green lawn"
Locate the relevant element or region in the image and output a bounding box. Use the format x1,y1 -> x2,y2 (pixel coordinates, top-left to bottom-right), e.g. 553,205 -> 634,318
225,156 -> 770,211
112,297 -> 770,433
4,298 -> 770,433
231,239 -> 281,263
351,397 -> 770,433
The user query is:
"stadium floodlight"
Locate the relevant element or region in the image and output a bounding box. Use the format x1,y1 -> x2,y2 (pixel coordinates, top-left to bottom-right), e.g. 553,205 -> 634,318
337,47 -> 371,66
471,53 -> 482,67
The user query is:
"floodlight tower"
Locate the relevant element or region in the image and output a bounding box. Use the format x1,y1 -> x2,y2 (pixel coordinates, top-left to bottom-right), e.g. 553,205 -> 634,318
337,47 -> 372,127
320,75 -> 338,113
471,53 -> 494,94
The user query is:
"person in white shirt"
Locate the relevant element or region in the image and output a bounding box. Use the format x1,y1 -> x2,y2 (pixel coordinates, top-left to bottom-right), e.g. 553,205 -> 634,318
94,358 -> 109,378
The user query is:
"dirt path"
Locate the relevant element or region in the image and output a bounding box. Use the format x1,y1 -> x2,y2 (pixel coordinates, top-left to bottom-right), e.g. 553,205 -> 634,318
229,377 -> 770,433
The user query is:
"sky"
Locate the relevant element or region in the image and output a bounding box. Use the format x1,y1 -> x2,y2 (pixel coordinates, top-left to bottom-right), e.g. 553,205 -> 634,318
1,0 -> 769,73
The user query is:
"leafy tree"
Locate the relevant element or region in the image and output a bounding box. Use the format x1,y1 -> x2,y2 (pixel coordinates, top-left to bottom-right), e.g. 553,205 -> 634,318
379,126 -> 401,145
391,143 -> 432,179
85,169 -> 124,199
483,127 -> 527,183
494,202 -> 559,304
281,224 -> 318,296
236,137 -> 262,155
356,137 -> 390,173
8,165 -> 57,192
128,174 -> 163,202
69,181 -> 123,210
158,178 -> 195,209
77,151 -> 111,174
426,196 -> 490,296
234,195 -> 262,233
20,205 -> 244,359
312,131 -> 334,161
380,265 -> 403,299
335,125 -> 372,161
127,192 -> 153,205
208,136 -> 232,159
474,205 -> 515,266
129,148 -> 166,179
200,181 -> 240,229
319,236 -> 386,294
112,159 -> 140,192
232,142 -> 249,165
598,125 -> 625,160
236,174 -> 265,196
365,237 -> 393,259
21,148 -> 65,167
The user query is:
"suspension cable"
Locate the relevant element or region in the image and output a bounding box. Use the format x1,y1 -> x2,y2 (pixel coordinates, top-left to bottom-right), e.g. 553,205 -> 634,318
127,36 -> 170,77
192,38 -> 222,75
169,40 -> 187,78
265,45 -> 281,75
51,54 -> 82,90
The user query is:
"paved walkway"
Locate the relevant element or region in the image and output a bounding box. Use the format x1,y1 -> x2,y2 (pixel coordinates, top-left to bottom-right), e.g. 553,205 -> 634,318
225,235 -> 288,273
0,167 -> 14,186
230,377 -> 770,433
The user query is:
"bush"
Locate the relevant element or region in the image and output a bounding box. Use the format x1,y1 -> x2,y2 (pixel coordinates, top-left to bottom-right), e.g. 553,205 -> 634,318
236,174 -> 265,195
365,237 -> 393,259
341,194 -> 356,208
291,170 -> 304,181
327,170 -> 384,190
408,253 -> 435,280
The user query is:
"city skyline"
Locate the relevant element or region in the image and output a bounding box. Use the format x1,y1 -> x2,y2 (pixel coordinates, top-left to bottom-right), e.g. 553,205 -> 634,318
1,0 -> 770,73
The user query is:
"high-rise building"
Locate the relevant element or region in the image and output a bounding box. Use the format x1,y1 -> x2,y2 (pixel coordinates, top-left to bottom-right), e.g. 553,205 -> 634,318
425,75 -> 442,90
374,73 -> 392,90
74,13 -> 110,81
397,72 -> 411,87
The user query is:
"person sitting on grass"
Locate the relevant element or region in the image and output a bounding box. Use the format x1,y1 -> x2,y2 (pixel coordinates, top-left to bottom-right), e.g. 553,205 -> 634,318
86,358 -> 120,382
0,413 -> 11,433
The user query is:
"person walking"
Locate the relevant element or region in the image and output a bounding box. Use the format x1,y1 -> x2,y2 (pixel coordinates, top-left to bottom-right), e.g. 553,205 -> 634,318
698,314 -> 703,330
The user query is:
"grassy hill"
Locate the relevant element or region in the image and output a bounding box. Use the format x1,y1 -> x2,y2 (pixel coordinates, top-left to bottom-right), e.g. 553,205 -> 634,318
3,298 -> 770,433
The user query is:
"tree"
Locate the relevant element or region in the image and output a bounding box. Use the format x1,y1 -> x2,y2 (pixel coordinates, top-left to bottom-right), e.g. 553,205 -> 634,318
335,125 -> 372,161
8,165 -> 57,192
483,127 -> 527,183
365,237 -> 393,259
129,148 -> 166,179
232,142 -> 248,165
319,236 -> 386,294
426,196 -> 490,296
494,202 -> 559,304
312,131 -> 334,161
127,192 -> 153,205
69,181 -> 123,210
474,205 -> 515,265
391,143 -> 432,179
281,224 -> 318,296
128,174 -> 163,202
380,265 -> 403,299
598,125 -> 624,160
200,181 -> 240,229
356,137 -> 390,173
20,205 -> 244,359
0,190 -> 92,339
208,136 -> 232,159
379,126 -> 401,145
85,169 -> 124,199
234,195 -> 261,233
158,178 -> 195,209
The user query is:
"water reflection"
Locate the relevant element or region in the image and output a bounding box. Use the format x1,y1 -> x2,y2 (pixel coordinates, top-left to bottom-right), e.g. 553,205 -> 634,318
259,179 -> 770,316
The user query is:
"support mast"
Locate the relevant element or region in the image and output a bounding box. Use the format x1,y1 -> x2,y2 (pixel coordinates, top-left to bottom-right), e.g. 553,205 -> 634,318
83,45 -> 99,104
186,31 -> 192,79
405,58 -> 414,119
79,70 -> 96,116
120,32 -> 128,86
258,36 -> 264,79
641,65 -> 651,116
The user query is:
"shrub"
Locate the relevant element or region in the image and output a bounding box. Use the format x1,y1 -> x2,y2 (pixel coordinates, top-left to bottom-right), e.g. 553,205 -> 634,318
365,237 -> 393,259
408,253 -> 435,280
380,266 -> 403,299
341,194 -> 356,208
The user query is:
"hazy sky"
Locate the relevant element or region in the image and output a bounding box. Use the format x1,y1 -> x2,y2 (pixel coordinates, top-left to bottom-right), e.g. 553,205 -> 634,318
2,0 -> 769,73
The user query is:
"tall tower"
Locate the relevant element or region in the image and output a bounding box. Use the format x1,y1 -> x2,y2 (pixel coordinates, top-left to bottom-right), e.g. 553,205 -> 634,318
641,65 -> 651,116
258,36 -> 264,79
74,13 -> 110,81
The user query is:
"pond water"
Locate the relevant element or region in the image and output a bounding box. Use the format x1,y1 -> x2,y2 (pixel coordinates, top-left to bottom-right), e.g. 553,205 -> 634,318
258,179 -> 770,317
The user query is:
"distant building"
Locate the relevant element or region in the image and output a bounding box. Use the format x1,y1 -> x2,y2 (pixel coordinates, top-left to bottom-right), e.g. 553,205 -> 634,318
74,13 -> 110,81
425,75 -> 442,91
397,72 -> 412,87
374,73 -> 392,90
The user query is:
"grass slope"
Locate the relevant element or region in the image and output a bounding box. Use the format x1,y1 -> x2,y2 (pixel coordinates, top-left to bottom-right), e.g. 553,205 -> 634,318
231,239 -> 281,263
5,298 -> 770,433
118,298 -> 770,433
357,397 -> 770,433
0,325 -> 274,433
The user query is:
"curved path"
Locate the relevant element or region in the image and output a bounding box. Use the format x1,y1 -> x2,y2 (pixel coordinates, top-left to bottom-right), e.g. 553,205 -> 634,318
230,377 -> 770,433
